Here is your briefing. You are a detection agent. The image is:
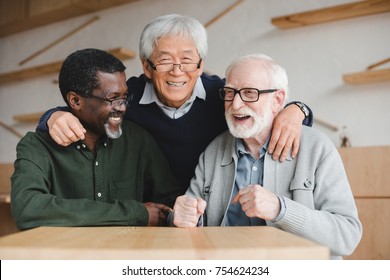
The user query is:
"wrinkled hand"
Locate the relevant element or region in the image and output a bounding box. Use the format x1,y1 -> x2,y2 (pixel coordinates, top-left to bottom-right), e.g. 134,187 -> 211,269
48,111 -> 86,146
173,195 -> 206,228
268,104 -> 304,162
232,185 -> 280,221
144,202 -> 172,226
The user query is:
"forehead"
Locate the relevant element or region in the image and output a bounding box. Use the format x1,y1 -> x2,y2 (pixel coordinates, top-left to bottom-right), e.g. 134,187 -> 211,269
153,35 -> 197,56
226,60 -> 271,89
96,71 -> 127,93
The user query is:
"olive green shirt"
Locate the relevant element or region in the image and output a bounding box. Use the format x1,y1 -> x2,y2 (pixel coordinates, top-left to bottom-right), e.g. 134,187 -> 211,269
11,120 -> 181,230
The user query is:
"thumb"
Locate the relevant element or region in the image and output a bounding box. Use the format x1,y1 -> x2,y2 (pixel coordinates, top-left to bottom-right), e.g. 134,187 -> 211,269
231,193 -> 240,204
196,198 -> 207,215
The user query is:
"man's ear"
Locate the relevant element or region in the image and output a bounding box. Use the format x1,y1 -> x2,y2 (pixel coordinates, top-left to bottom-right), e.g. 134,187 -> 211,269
141,59 -> 152,79
272,90 -> 286,113
197,58 -> 205,77
68,92 -> 81,110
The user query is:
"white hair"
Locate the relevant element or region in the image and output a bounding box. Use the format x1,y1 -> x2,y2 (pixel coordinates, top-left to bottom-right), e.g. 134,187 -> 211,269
225,53 -> 289,104
139,14 -> 208,60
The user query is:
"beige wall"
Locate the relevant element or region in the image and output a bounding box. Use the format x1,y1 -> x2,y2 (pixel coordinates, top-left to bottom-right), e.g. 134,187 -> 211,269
1,0 -> 389,163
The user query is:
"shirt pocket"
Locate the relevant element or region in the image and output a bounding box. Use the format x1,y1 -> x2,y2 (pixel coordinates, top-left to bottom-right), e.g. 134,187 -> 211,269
109,180 -> 136,201
289,173 -> 315,209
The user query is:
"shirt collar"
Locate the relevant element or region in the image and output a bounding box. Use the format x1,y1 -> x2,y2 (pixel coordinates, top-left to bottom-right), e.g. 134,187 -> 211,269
72,136 -> 110,151
236,136 -> 270,159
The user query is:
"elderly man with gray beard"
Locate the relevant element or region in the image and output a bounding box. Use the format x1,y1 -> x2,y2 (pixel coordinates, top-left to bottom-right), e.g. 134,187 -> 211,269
170,54 -> 362,259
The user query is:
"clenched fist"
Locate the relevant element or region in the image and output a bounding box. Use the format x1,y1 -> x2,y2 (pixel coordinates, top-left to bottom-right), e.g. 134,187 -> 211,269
173,195 -> 206,227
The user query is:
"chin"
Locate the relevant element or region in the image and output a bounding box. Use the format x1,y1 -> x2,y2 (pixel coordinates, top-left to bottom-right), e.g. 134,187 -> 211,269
104,123 -> 123,139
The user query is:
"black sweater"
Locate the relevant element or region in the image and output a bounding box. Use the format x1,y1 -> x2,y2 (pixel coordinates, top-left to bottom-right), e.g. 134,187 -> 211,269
125,74 -> 226,191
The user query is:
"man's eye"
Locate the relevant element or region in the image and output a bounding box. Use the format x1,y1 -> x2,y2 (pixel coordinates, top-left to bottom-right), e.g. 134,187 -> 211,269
158,59 -> 172,64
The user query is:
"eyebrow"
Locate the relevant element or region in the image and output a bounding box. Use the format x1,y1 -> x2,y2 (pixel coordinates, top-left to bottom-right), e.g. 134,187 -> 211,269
155,49 -> 197,58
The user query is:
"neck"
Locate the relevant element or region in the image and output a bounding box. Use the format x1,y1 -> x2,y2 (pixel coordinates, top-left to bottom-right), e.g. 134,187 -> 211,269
242,127 -> 272,159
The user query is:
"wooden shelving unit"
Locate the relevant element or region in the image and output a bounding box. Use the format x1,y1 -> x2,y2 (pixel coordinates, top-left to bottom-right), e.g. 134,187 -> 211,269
271,0 -> 390,29
0,47 -> 135,85
339,146 -> 390,260
343,68 -> 390,84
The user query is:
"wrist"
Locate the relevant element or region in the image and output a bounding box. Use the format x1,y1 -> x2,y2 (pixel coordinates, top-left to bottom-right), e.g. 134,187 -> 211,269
293,101 -> 309,119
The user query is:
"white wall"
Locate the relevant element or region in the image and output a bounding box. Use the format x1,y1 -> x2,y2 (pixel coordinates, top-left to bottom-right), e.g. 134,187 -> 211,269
1,0 -> 389,163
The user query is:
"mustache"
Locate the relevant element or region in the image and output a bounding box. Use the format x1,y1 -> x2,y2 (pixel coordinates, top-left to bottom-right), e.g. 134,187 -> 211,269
226,106 -> 256,118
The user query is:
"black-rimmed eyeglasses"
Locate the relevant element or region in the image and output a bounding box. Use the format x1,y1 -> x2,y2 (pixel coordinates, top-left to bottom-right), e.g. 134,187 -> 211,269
219,87 -> 278,102
88,95 -> 129,108
147,59 -> 202,73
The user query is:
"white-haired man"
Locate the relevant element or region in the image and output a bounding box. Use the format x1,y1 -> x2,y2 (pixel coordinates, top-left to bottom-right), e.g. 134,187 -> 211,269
171,54 -> 362,259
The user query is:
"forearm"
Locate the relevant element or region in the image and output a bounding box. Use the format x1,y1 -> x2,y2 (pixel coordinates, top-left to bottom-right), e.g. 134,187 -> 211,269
273,149 -> 362,257
274,197 -> 361,257
11,161 -> 148,229
11,193 -> 148,230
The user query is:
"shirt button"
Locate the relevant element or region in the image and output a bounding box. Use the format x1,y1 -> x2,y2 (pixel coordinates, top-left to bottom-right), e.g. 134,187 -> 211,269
82,144 -> 86,149
95,161 -> 98,166
76,145 -> 81,150
304,179 -> 312,188
253,166 -> 258,171
97,192 -> 102,197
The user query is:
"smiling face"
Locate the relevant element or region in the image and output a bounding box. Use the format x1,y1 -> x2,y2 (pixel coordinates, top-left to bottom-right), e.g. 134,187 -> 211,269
76,71 -> 128,140
224,60 -> 283,140
142,35 -> 204,109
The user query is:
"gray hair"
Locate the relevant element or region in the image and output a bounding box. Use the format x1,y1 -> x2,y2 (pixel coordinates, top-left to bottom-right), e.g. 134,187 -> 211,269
139,14 -> 208,60
225,54 -> 289,103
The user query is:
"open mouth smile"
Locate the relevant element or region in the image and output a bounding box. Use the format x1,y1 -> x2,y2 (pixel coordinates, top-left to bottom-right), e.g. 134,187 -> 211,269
234,114 -> 251,121
167,81 -> 186,87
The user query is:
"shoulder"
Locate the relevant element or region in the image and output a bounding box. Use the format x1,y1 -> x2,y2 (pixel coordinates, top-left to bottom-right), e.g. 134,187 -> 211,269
200,73 -> 225,89
126,74 -> 147,102
121,120 -> 150,135
120,120 -> 157,145
16,131 -> 54,160
127,74 -> 147,86
18,131 -> 50,147
300,126 -> 337,155
205,130 -> 232,151
301,126 -> 333,145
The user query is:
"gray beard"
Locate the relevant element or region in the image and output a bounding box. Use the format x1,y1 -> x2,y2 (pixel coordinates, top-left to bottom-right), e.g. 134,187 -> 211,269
104,123 -> 123,139
225,106 -> 273,139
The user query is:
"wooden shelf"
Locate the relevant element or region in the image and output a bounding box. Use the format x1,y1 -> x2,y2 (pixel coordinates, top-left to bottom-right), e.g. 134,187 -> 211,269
271,0 -> 390,29
0,0 -> 141,37
343,68 -> 390,84
0,47 -> 135,85
13,112 -> 43,122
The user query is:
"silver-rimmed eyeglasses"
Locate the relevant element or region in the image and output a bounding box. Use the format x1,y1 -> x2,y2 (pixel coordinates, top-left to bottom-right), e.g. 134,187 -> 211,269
219,87 -> 277,102
147,59 -> 202,73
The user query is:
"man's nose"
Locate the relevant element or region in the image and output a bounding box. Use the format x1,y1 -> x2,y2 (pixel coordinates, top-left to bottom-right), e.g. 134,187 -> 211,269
170,64 -> 185,75
231,92 -> 245,110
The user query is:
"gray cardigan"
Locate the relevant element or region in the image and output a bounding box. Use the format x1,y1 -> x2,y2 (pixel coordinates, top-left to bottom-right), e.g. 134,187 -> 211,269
183,126 -> 362,259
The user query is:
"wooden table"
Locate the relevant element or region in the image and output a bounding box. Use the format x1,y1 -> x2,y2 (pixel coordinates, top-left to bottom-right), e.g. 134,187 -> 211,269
0,226 -> 329,259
